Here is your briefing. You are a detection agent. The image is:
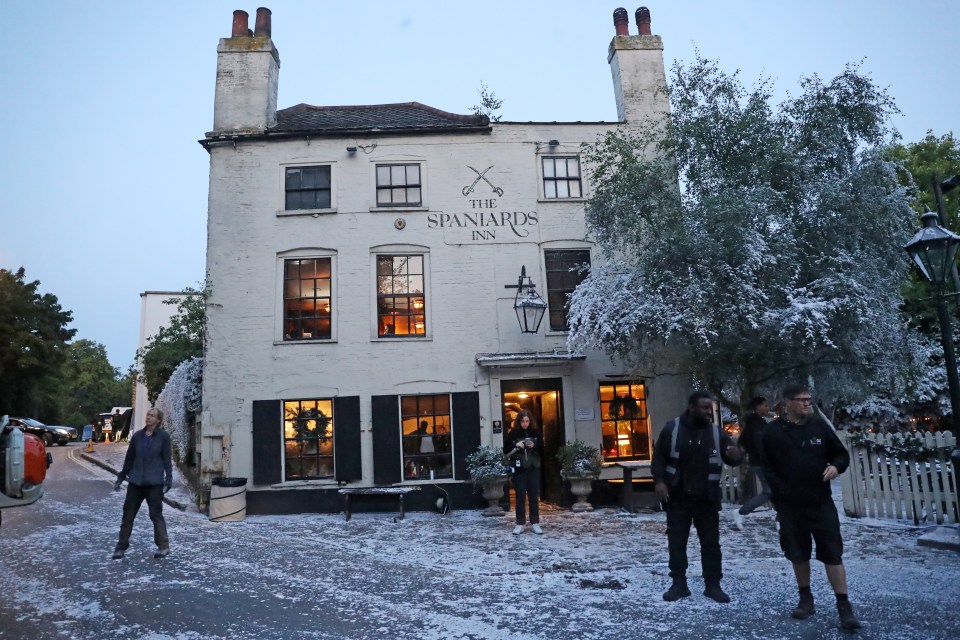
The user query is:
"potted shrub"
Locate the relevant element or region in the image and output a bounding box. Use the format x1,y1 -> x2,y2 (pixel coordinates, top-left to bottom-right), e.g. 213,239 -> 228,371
557,440 -> 602,512
466,445 -> 511,516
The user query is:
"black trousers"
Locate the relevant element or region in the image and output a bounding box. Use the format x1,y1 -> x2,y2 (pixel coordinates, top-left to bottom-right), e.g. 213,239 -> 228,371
116,484 -> 169,551
665,497 -> 722,583
513,469 -> 540,525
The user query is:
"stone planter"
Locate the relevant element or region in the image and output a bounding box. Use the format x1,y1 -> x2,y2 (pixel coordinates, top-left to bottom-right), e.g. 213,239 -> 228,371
477,475 -> 510,516
564,474 -> 597,512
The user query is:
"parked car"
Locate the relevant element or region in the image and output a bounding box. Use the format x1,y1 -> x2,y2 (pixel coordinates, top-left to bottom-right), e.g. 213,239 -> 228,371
7,417 -> 77,447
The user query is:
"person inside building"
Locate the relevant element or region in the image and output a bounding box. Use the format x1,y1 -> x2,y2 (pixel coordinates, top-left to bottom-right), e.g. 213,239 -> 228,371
732,396 -> 772,530
504,410 -> 543,535
111,409 -> 123,443
111,407 -> 173,560
761,384 -> 861,631
652,391 -> 743,603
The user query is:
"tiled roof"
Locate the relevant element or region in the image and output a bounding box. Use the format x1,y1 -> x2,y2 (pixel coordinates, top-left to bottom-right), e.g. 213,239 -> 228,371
272,102 -> 489,134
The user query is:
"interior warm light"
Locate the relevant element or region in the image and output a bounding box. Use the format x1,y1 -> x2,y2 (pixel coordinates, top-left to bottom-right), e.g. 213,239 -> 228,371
324,303 -> 331,312
518,393 -> 529,399
413,299 -> 424,310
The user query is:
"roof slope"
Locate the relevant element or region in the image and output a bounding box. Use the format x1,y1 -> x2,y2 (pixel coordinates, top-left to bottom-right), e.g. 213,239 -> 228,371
272,101 -> 489,134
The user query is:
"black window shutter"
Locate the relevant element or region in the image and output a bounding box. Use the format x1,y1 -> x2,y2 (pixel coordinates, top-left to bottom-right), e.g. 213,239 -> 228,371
452,391 -> 481,480
333,396 -> 362,482
252,399 -> 282,486
371,395 -> 401,485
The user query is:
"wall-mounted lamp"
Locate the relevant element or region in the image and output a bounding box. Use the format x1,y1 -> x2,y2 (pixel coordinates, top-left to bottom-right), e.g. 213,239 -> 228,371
346,146 -> 357,154
504,265 -> 547,334
548,139 -> 560,147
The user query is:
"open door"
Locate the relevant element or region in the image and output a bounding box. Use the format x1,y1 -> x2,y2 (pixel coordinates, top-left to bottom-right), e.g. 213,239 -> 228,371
500,378 -> 564,504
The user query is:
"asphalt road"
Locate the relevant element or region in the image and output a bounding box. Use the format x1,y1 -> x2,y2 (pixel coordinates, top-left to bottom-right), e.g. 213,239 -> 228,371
1,444 -> 958,640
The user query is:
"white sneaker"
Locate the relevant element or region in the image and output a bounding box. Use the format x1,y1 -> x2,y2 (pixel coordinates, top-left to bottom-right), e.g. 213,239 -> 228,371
531,523 -> 543,535
512,525 -> 524,535
731,508 -> 744,530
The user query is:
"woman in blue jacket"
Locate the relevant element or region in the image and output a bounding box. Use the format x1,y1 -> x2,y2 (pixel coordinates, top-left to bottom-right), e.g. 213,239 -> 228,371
111,407 -> 173,559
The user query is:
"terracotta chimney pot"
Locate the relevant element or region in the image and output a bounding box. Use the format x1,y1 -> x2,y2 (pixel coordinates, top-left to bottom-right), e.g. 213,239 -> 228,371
613,8 -> 629,36
636,7 -> 651,36
254,7 -> 272,37
231,10 -> 249,38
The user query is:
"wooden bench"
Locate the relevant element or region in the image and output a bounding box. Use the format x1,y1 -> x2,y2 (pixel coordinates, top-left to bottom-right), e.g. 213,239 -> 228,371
614,461 -> 654,512
338,487 -> 420,521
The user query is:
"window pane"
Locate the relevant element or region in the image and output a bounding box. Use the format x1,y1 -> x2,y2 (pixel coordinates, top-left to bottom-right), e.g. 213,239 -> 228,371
377,165 -> 391,186
555,160 -> 568,178
408,275 -> 424,293
407,187 -> 421,204
392,188 -> 407,203
285,192 -> 300,210
377,187 -> 392,205
315,259 -> 331,278
377,256 -> 393,276
317,190 -> 331,209
285,260 -> 300,280
557,181 -> 569,198
544,181 -> 557,199
407,165 -> 420,184
543,158 -> 555,178
391,165 -> 406,185
285,168 -> 302,190
301,167 -> 319,189
567,158 -> 580,177
317,167 -> 331,188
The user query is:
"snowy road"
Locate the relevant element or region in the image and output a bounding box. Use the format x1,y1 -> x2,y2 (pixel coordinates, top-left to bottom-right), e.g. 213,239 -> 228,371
0,444 -> 957,639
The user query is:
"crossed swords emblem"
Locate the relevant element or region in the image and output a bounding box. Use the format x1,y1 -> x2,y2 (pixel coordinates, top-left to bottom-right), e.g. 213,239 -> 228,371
462,165 -> 504,197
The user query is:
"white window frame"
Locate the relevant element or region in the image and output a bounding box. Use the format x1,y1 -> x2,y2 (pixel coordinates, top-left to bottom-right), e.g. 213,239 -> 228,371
369,245 -> 432,341
370,160 -> 429,211
275,248 -> 338,344
278,161 -> 337,216
538,154 -> 586,202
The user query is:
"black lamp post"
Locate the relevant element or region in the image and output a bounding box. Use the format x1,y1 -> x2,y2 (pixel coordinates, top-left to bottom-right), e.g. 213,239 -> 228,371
904,211 -> 960,428
504,265 -> 547,334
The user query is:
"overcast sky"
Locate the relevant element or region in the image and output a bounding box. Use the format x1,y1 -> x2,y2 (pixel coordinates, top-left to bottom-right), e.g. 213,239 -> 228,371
2,0 -> 958,371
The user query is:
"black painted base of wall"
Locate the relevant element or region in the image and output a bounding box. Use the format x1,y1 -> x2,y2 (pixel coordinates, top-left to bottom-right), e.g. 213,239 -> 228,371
247,483 -> 486,516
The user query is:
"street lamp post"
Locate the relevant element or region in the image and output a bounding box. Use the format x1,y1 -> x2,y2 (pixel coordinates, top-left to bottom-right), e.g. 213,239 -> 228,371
904,211 -> 960,428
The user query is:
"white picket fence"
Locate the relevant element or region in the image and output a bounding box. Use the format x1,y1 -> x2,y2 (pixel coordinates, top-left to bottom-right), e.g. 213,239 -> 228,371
717,430 -> 958,525
838,430 -> 958,525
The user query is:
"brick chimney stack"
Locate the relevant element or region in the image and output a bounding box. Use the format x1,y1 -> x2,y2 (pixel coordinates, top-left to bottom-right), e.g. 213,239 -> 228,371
213,7 -> 280,133
608,6 -> 668,124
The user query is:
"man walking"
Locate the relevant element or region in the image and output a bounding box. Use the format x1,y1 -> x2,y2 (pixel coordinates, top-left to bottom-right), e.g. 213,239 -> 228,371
732,396 -> 772,530
652,391 -> 743,603
762,384 -> 861,631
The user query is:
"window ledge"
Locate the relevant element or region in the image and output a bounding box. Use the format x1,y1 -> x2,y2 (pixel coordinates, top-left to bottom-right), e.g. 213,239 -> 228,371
537,198 -> 588,204
373,336 -> 433,342
270,479 -> 339,488
274,339 -> 337,346
544,329 -> 571,337
277,208 -> 338,217
369,206 -> 428,213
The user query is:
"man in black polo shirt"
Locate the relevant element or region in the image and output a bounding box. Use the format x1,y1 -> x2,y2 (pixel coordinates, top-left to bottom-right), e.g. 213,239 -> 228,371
762,384 -> 861,631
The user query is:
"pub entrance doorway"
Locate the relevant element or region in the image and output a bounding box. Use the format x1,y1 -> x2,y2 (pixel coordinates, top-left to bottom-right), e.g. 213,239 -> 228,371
500,378 -> 564,504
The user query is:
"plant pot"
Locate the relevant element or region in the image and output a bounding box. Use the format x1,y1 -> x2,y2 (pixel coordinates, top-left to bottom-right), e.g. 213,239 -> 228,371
477,475 -> 510,516
565,474 -> 596,512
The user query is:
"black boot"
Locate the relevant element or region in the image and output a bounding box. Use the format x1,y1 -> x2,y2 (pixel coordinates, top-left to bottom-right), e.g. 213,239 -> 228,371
791,590 -> 815,619
837,600 -> 862,631
703,582 -> 731,603
663,578 -> 691,601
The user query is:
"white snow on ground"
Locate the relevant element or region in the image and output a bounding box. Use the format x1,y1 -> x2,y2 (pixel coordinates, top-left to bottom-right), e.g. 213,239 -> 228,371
0,444 -> 958,639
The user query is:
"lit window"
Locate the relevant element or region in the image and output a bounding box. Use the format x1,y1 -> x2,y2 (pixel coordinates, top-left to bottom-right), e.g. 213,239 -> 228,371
599,382 -> 651,462
544,249 -> 591,331
285,166 -> 332,210
401,394 -> 452,480
283,258 -> 332,340
376,164 -> 422,206
377,255 -> 425,336
542,156 -> 582,199
283,399 -> 334,480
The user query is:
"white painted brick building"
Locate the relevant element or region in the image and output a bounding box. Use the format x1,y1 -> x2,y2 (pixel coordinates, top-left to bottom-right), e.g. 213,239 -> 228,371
200,7 -> 687,514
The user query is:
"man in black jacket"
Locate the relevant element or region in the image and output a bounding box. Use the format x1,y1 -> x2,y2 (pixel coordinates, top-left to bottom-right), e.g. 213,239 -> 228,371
762,384 -> 861,631
652,391 -> 742,603
732,396 -> 772,530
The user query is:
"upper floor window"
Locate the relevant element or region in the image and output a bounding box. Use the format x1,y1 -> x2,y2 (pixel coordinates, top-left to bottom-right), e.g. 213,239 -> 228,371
285,165 -> 332,210
599,382 -> 651,463
542,156 -> 582,199
401,394 -> 452,480
376,164 -> 422,207
377,255 -> 426,336
544,249 -> 591,331
283,258 -> 332,340
283,399 -> 334,480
